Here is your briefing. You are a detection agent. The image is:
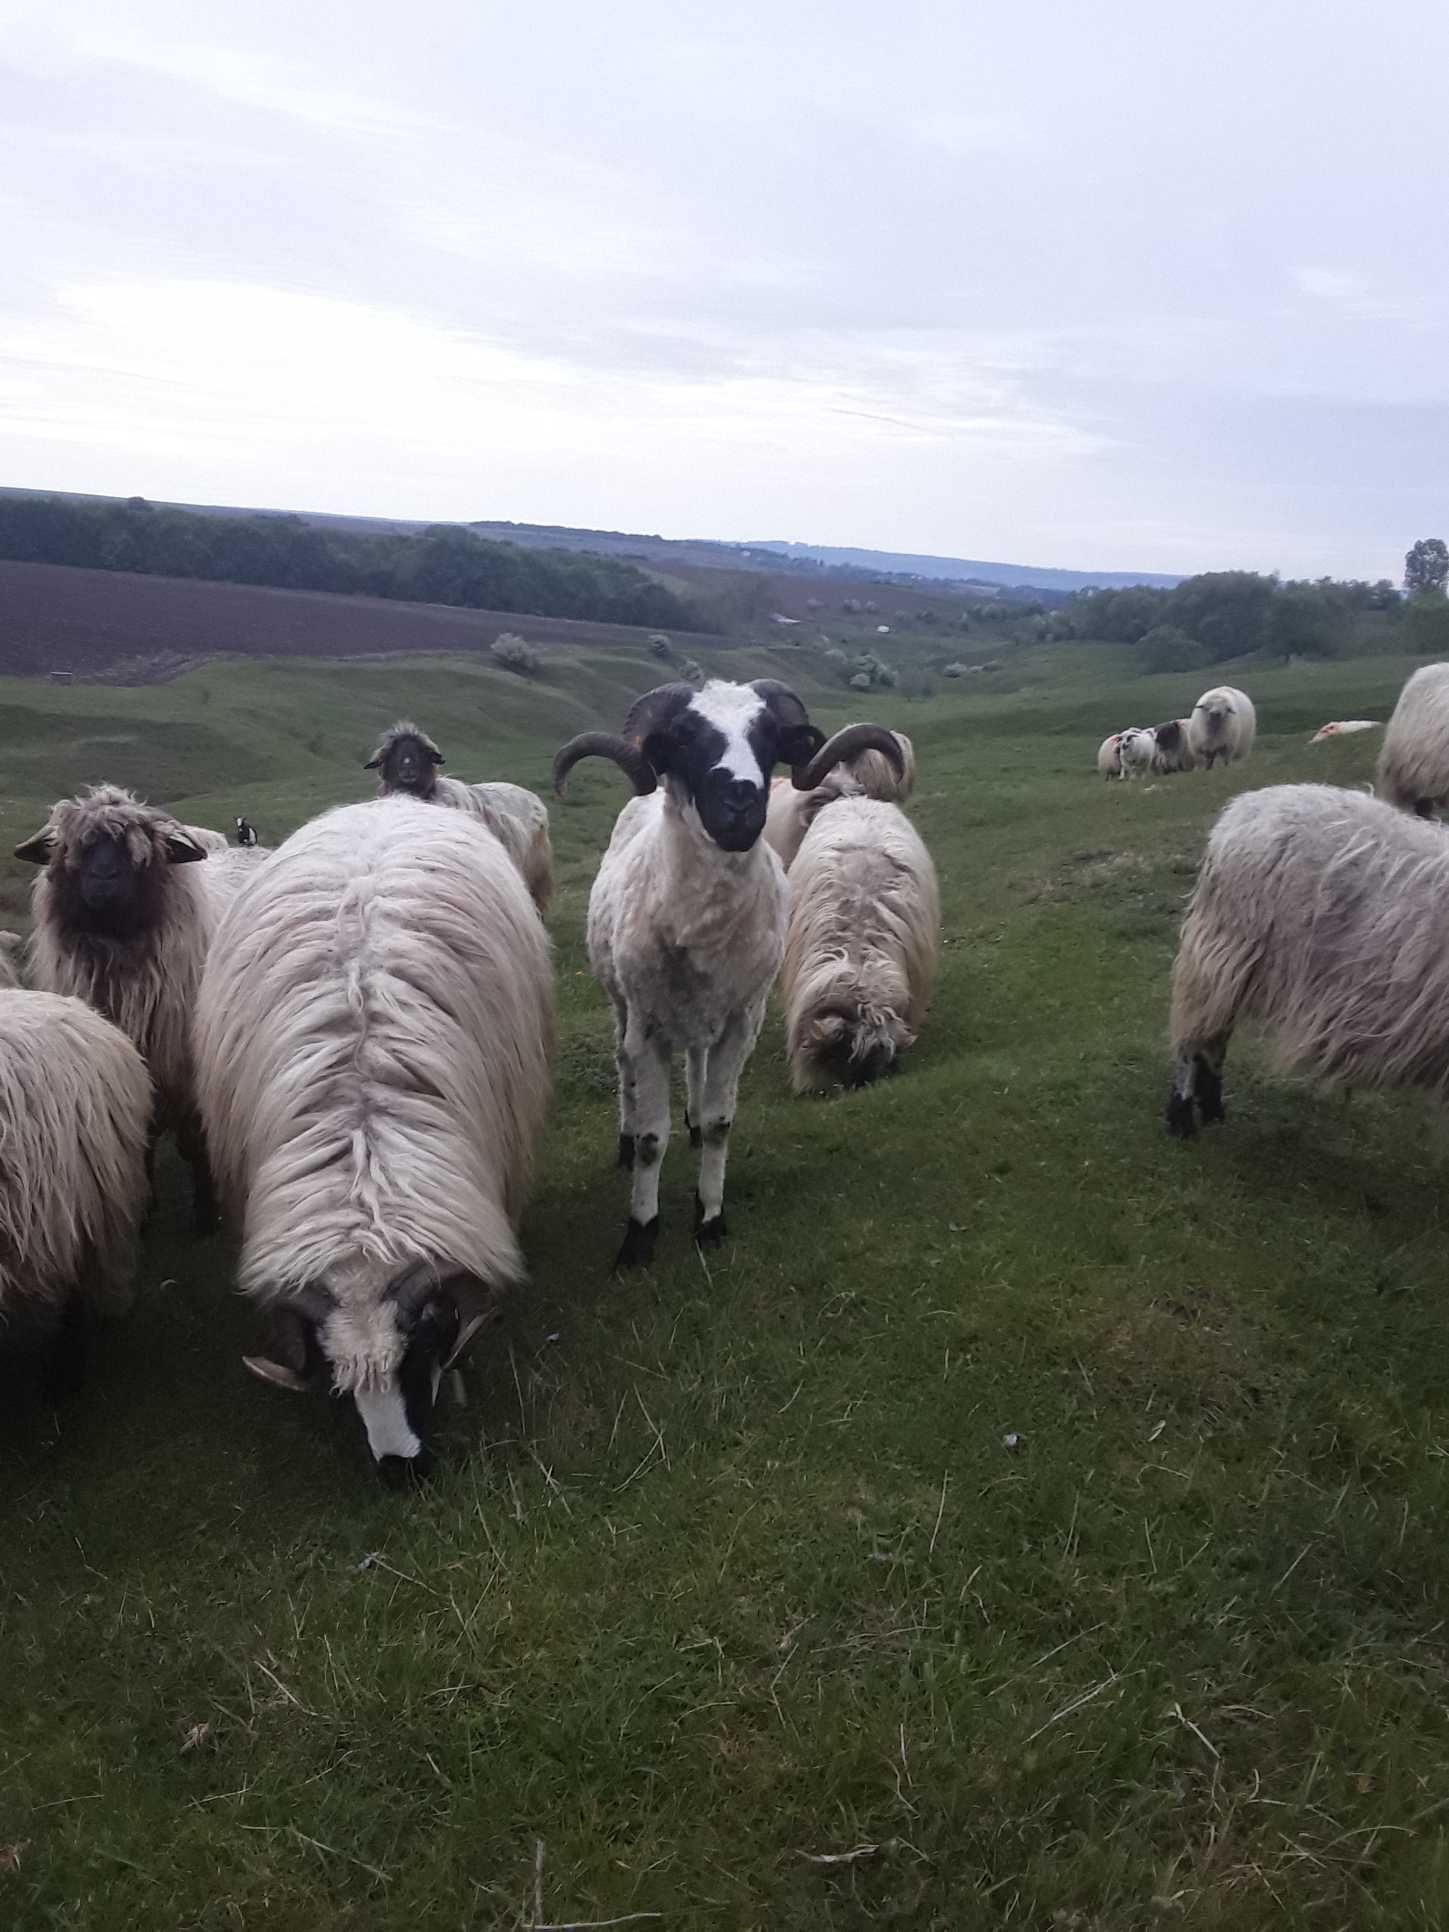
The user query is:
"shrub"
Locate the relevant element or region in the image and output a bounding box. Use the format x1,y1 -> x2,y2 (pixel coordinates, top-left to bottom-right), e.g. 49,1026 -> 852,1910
849,672 -> 872,691
648,632 -> 675,662
491,631 -> 541,675
1140,623 -> 1208,674
679,657 -> 705,686
943,662 -> 966,678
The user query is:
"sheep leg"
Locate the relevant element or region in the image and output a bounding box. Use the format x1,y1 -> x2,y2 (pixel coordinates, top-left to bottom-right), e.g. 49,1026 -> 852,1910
684,1045 -> 707,1149
693,1009 -> 757,1248
176,1111 -> 218,1235
612,998 -> 637,1169
616,1026 -> 671,1271
1166,1037 -> 1229,1138
41,1288 -> 96,1403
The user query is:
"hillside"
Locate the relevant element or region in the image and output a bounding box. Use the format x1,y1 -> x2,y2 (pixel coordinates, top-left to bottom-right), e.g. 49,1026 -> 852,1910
0,486 -> 1175,599
752,538 -> 1183,592
0,559 -> 731,680
6,644 -> 1449,1927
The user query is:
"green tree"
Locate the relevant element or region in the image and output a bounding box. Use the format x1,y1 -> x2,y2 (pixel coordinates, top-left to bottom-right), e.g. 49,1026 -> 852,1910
1404,538 -> 1449,599
1167,571 -> 1276,660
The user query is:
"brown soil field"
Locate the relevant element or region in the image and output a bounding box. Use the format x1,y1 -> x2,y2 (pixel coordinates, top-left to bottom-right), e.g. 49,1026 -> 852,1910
0,561 -> 730,680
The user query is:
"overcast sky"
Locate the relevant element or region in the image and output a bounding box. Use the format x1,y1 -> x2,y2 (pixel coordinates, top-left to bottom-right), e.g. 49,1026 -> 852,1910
1,0 -> 1444,579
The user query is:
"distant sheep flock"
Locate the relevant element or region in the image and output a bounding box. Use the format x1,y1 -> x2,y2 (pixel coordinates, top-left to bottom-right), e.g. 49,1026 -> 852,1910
1,680 -> 940,1481
7,652 -> 1443,1484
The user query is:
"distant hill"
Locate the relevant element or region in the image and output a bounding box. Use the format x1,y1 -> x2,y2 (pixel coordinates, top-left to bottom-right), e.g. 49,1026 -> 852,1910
748,541 -> 1181,593
0,487 -> 1180,598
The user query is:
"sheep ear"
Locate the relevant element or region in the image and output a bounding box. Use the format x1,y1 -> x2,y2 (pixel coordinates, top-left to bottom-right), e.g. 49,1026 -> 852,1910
430,751 -> 446,766
163,831 -> 208,865
363,754 -> 383,770
242,1354 -> 310,1392
14,829 -> 54,864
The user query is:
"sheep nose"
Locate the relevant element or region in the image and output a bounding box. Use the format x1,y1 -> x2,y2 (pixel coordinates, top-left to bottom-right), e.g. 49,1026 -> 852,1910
724,779 -> 758,813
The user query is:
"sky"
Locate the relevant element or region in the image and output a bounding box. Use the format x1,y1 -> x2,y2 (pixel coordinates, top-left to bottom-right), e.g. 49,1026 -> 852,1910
1,0 -> 1445,580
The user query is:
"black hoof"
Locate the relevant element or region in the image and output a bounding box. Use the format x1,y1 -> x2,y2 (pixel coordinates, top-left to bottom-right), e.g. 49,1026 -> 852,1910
617,1133 -> 636,1170
1198,1085 -> 1226,1125
1165,1094 -> 1198,1139
687,1118 -> 703,1150
614,1216 -> 658,1271
693,1194 -> 727,1249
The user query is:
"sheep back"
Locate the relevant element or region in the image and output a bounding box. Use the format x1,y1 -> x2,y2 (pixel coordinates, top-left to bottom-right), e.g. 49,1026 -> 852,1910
194,797 -> 554,1334
781,796 -> 940,1091
1171,783 -> 1449,1094
1374,663 -> 1449,816
0,989 -> 151,1319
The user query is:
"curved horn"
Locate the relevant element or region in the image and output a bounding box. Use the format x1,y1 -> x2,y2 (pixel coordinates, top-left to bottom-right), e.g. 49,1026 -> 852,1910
552,733 -> 657,798
793,724 -> 905,792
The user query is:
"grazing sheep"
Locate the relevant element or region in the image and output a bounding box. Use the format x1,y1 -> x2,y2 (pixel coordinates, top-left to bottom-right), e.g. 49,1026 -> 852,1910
0,931 -> 25,989
15,785 -> 259,1229
763,727 -> 914,870
1187,686 -> 1256,768
194,797 -> 553,1482
1151,719 -> 1198,774
555,679 -> 903,1266
1375,665 -> 1449,818
1118,727 -> 1157,780
365,720 -> 553,912
781,795 -> 940,1091
1096,734 -> 1123,781
0,990 -> 151,1395
1167,784 -> 1449,1137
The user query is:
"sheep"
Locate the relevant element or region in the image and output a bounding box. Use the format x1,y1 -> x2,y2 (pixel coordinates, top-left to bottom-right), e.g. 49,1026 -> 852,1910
193,796 -> 553,1481
365,720 -> 553,912
780,795 -> 940,1091
15,784 -> 261,1229
1166,784 -> 1449,1138
1187,685 -> 1256,768
1312,720 -> 1380,743
234,816 -> 259,847
0,931 -> 25,989
1118,727 -> 1157,780
1150,718 -> 1198,774
1096,733 -> 1123,781
1374,664 -> 1449,818
0,989 -> 151,1396
554,679 -> 903,1266
763,726 -> 914,870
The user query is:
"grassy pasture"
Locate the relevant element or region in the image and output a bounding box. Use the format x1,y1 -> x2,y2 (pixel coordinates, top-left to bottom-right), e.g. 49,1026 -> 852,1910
4,640 -> 1449,1929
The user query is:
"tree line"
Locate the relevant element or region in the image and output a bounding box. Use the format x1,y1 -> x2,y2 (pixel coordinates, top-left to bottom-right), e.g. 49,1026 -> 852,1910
1056,551 -> 1449,668
0,495 -> 696,632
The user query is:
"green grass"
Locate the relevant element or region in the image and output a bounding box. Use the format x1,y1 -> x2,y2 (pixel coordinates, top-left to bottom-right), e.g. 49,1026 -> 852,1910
6,641 -> 1449,1928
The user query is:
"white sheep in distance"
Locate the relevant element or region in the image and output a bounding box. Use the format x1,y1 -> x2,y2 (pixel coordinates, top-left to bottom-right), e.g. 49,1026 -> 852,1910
554,679 -> 903,1268
764,727 -> 915,871
781,794 -> 940,1091
1096,734 -> 1123,781
1187,685 -> 1256,768
194,797 -> 553,1483
1118,727 -> 1157,780
0,990 -> 151,1397
1167,784 -> 1449,1137
16,785 -> 263,1230
365,720 -> 553,912
1150,718 -> 1197,774
1374,664 -> 1449,818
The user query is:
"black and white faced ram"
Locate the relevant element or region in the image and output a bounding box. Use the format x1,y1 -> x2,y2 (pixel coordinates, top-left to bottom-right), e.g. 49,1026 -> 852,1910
554,677 -> 903,1269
